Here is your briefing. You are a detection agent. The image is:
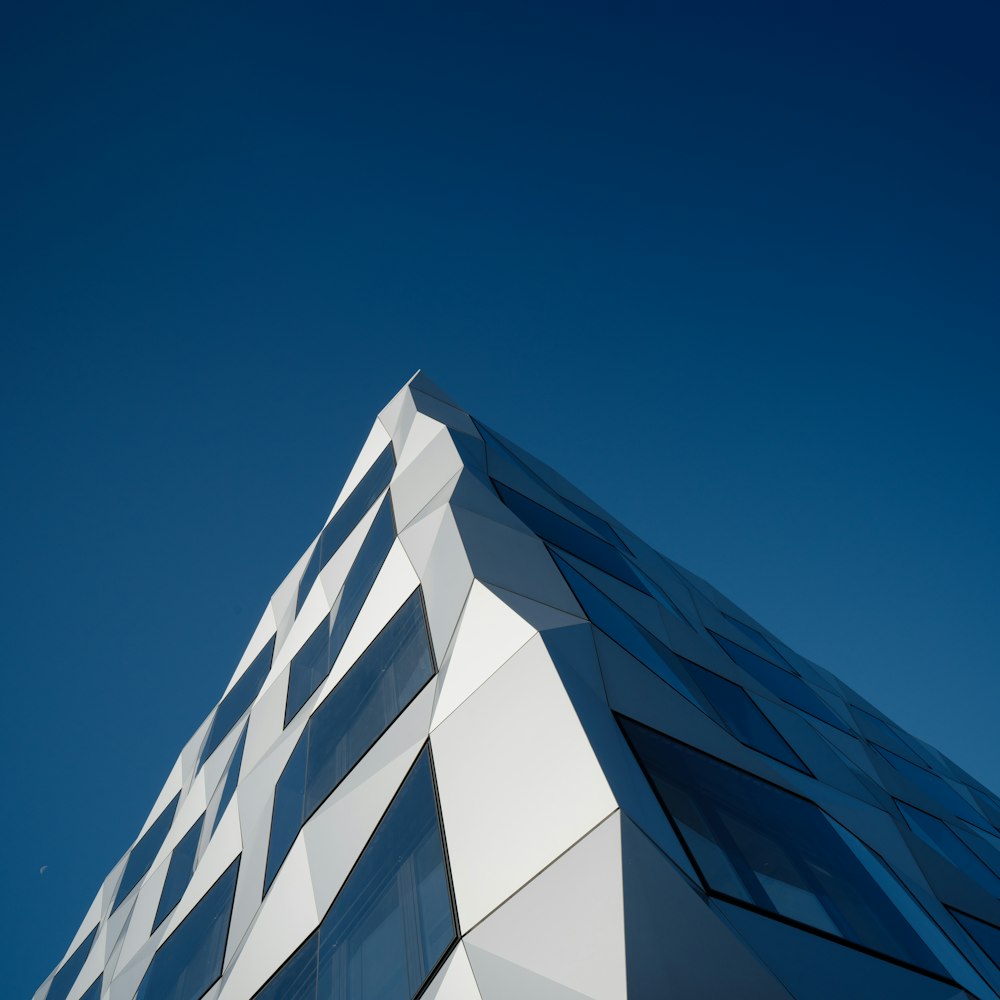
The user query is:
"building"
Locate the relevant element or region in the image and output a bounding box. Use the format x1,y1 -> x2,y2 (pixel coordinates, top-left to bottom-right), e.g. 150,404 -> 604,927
36,374 -> 1000,1000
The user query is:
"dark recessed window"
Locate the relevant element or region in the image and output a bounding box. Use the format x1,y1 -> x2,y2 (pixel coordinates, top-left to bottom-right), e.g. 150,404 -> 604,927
709,631 -> 849,732
286,497 -> 397,726
256,748 -> 455,1000
875,747 -> 988,830
199,636 -> 275,770
620,716 -> 945,977
135,856 -> 240,1000
154,814 -> 206,931
683,659 -> 809,774
297,445 -> 396,614
721,612 -> 793,669
113,792 -> 181,912
211,722 -> 248,836
553,552 -> 698,704
896,801 -> 1000,896
267,590 -> 435,893
45,924 -> 99,1000
494,481 -> 646,591
78,976 -> 102,1000
950,909 -> 1000,970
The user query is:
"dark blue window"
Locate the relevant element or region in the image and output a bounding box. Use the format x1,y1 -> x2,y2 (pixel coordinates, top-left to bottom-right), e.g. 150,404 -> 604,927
721,612 -> 793,669
257,748 -> 455,1000
199,636 -> 275,769
683,659 -> 809,773
875,747 -> 989,829
154,814 -> 206,930
212,722 -> 248,835
135,856 -> 241,1000
854,707 -> 928,764
267,591 -> 435,892
494,481 -> 646,591
620,716 -> 945,976
951,909 -> 1000,970
113,792 -> 181,911
709,631 -> 849,732
78,977 -> 102,1000
897,801 -> 1000,896
297,446 -> 396,614
45,924 -> 99,1000
286,497 -> 397,725
553,553 -> 698,704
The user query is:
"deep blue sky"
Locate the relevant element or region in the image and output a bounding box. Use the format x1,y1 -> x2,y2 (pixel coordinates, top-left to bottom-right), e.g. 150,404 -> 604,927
4,1 -> 998,994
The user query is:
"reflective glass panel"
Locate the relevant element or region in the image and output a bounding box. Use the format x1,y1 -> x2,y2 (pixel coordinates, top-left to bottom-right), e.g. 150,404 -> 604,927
46,925 -> 99,1000
297,445 -> 395,614
554,553 -> 698,704
951,909 -> 1000,969
494,481 -> 646,590
875,747 -> 988,829
78,977 -> 102,1000
853,707 -> 927,763
264,731 -> 308,895
200,636 -> 275,768
211,722 -> 248,835
315,749 -> 455,1000
154,813 -> 206,930
721,612 -> 793,668
709,631 -> 849,732
286,617 -> 333,729
135,856 -> 240,1000
113,792 -> 181,911
255,933 -> 319,1000
267,591 -> 435,892
305,591 -> 434,815
286,497 -> 397,725
621,717 -> 944,975
897,801 -> 1000,895
684,659 -> 808,773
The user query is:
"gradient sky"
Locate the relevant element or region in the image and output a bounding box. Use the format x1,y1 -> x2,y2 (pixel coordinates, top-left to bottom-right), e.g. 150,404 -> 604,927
3,1 -> 999,994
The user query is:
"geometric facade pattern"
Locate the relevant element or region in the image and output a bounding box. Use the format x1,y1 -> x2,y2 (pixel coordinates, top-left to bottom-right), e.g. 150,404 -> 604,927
36,373 -> 1000,1000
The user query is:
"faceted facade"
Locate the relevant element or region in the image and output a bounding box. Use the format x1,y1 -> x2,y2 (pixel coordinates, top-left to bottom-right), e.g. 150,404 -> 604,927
37,373 -> 1000,1000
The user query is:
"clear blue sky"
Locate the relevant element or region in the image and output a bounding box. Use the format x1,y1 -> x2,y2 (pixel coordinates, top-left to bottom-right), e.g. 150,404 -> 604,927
3,1 -> 998,994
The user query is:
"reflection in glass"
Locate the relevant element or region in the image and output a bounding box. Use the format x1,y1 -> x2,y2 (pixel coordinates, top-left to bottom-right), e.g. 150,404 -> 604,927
199,636 -> 275,769
621,716 -> 944,976
136,857 -> 240,1000
45,924 -> 99,1000
154,813 -> 206,930
266,591 -> 435,893
113,792 -> 181,911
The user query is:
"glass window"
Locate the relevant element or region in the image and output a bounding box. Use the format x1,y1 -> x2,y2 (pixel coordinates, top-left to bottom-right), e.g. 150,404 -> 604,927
286,617 -> 332,729
875,747 -> 988,829
45,925 -> 99,1000
297,446 -> 396,614
267,591 -> 436,893
199,636 -> 276,769
553,553 -> 698,705
897,801 -> 1000,896
286,497 -> 397,725
494,481 -> 646,591
709,631 -> 848,732
950,909 -> 1000,970
721,612 -> 793,669
683,659 -> 809,773
211,722 -> 248,836
113,792 -> 181,911
256,749 -> 454,1000
154,814 -> 206,930
620,716 -> 945,975
316,749 -> 454,1000
78,977 -> 102,1000
135,856 -> 241,1000
854,707 -> 928,763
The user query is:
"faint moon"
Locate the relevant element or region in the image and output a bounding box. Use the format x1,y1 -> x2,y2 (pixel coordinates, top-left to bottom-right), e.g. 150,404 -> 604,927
39,865 -> 48,875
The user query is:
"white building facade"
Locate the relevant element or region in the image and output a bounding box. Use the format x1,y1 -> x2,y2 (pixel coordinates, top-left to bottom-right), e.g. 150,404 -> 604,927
37,374 -> 1000,1000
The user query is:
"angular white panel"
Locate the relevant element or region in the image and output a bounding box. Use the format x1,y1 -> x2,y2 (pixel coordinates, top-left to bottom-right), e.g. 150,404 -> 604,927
432,634 -> 617,930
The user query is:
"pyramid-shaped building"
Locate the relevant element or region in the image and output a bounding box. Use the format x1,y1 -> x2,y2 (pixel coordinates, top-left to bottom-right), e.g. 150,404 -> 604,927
37,374 -> 1000,1000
